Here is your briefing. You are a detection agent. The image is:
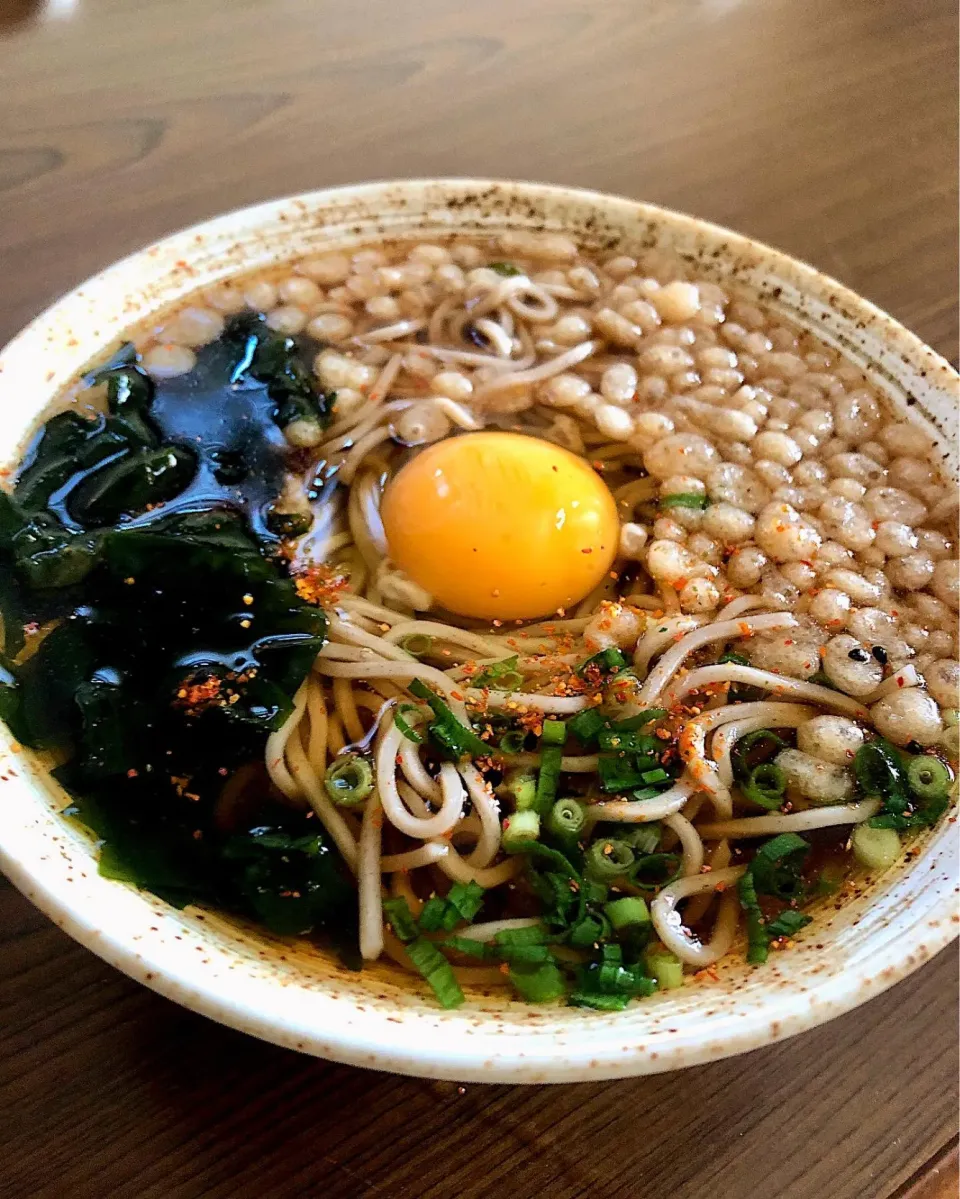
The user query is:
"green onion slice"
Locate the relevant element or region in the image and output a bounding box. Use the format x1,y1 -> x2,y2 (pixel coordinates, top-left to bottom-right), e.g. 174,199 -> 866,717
533,720 -> 567,814
738,870 -> 769,964
603,895 -> 650,935
508,960 -> 567,1002
854,739 -> 905,797
741,762 -> 786,810
502,809 -> 541,850
473,655 -> 521,689
394,703 -> 425,744
905,755 -> 952,802
405,937 -> 465,1009
584,838 -> 635,881
576,647 -> 627,678
498,729 -> 527,755
382,896 -> 418,943
398,633 -> 434,657
749,832 -> 810,900
733,729 -> 787,778
660,493 -> 708,510
409,678 -> 489,759
545,797 -> 586,848
567,707 -> 606,745
630,852 -> 681,890
323,753 -> 373,807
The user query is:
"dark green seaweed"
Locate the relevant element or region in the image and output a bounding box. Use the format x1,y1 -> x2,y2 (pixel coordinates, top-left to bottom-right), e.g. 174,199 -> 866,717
0,332 -> 354,944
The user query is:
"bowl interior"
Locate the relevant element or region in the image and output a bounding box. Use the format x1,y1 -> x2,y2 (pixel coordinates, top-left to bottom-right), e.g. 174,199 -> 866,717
0,179 -> 956,1083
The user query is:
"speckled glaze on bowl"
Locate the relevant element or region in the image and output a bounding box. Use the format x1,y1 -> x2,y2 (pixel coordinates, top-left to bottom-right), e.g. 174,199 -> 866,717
0,180 -> 957,1084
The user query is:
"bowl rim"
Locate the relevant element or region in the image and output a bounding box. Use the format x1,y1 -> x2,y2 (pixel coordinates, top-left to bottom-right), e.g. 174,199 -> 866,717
0,177 -> 957,1084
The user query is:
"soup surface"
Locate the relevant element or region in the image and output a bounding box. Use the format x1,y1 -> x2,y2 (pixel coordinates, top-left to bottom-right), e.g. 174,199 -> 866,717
1,232 -> 956,1009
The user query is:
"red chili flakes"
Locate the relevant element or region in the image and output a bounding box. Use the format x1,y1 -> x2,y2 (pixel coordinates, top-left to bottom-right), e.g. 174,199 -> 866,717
294,564 -> 349,606
172,674 -> 230,716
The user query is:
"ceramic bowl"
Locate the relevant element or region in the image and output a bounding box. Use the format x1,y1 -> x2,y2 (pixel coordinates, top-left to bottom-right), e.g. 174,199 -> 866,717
0,180 -> 956,1083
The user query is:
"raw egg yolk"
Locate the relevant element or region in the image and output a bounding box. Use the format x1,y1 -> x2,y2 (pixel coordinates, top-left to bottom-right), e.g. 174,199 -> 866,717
380,432 -> 619,620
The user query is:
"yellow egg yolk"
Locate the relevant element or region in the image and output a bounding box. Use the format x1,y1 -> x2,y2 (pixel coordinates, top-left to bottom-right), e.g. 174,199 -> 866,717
380,432 -> 619,620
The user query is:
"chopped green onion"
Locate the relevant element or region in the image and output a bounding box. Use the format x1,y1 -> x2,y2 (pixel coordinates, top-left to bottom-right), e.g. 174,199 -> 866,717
409,678 -> 489,759
577,647 -> 627,678
493,926 -> 552,964
473,655 -> 521,689
498,942 -> 552,965
567,707 -> 606,745
868,800 -> 949,831
502,809 -> 541,850
741,763 -> 786,810
540,718 -> 567,746
498,729 -> 527,755
493,925 -> 548,949
608,823 -> 661,854
446,881 -> 485,923
660,493 -> 708,510
851,824 -> 902,871
545,797 -> 586,849
906,755 -> 952,802
417,897 -> 448,931
493,672 -> 523,691
394,703 -> 425,744
749,833 -> 810,901
765,909 -> 812,939
508,960 -> 566,1002
584,838 -> 635,882
629,785 -> 669,801
854,738 -> 906,798
418,880 -> 485,932
630,852 -> 681,890
505,768 -> 537,810
640,767 -> 670,785
581,879 -> 609,906
533,720 -> 567,814
442,935 -> 494,960
733,729 -> 788,778
597,755 -> 648,793
573,945 -> 656,1003
940,710 -> 959,756
644,946 -> 684,990
569,991 -> 630,1011
382,896 -> 418,943
608,708 -> 668,732
603,895 -> 650,935
717,651 -> 749,667
597,727 -> 660,754
323,753 -> 373,807
404,937 -> 464,1009
567,912 -> 610,947
488,261 -> 523,277
398,633 -> 434,656
737,870 -> 769,964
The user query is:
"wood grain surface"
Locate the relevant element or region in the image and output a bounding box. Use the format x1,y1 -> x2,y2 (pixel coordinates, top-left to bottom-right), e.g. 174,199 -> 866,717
0,1 -> 957,1197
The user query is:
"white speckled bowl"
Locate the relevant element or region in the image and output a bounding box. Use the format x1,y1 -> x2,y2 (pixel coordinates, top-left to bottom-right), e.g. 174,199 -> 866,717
0,180 -> 957,1083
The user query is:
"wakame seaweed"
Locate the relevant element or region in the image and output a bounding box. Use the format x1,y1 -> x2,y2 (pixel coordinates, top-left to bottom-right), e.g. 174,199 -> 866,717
0,333 -> 357,944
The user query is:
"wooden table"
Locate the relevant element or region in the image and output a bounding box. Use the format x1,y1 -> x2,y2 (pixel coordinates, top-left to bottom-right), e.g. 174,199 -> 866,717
1,1 -> 957,1195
